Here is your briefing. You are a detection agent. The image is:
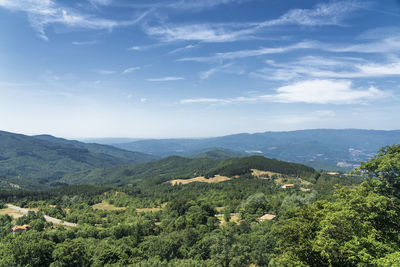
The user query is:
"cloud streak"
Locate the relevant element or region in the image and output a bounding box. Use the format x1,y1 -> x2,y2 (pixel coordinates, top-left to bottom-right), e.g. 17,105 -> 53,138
145,1 -> 365,43
252,56 -> 400,81
122,67 -> 141,74
181,79 -> 385,105
147,76 -> 184,82
0,0 -> 147,40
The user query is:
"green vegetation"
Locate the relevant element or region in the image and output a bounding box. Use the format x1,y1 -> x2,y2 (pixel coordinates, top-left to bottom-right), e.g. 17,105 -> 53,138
0,131 -> 157,190
0,143 -> 398,266
62,155 -> 316,187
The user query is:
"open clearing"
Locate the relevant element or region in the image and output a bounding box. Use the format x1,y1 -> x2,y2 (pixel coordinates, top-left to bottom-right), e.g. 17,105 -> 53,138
0,208 -> 25,218
136,203 -> 167,213
92,201 -> 126,211
251,169 -> 283,178
169,175 -> 231,185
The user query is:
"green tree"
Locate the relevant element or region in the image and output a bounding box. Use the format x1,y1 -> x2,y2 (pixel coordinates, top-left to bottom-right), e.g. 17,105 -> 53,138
50,238 -> 91,267
359,144 -> 400,196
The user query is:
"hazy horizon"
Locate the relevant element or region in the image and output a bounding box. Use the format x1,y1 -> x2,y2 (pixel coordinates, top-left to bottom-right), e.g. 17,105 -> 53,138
2,127 -> 400,141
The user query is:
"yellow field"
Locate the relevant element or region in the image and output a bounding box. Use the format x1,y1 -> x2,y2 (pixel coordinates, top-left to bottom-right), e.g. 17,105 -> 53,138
0,208 -> 25,218
169,175 -> 231,185
92,201 -> 126,211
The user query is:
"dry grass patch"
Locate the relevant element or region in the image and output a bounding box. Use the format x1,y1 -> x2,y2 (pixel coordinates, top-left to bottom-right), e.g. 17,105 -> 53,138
169,175 -> 231,185
92,201 -> 126,211
0,208 -> 25,219
251,169 -> 282,178
136,203 -> 167,213
217,213 -> 240,225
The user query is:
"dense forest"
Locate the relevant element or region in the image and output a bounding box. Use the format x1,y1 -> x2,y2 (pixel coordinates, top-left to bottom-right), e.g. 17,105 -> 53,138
0,145 -> 399,266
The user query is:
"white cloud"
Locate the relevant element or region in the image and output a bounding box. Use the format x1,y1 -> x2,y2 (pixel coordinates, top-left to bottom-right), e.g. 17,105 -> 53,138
180,41 -> 317,62
128,46 -> 142,51
145,23 -> 255,43
144,1 -> 364,43
262,79 -> 384,104
168,44 -> 197,54
140,98 -> 147,102
330,37 -> 400,53
97,69 -> 115,75
259,1 -> 361,27
180,98 -> 230,104
253,56 -> 400,80
0,0 -> 146,40
200,63 -> 234,80
122,67 -> 141,74
181,79 -> 386,105
89,0 -> 112,6
72,40 -> 97,45
147,76 -> 184,82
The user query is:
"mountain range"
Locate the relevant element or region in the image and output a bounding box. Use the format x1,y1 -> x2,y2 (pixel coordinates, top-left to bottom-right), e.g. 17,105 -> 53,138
1,129 -> 400,190
0,131 -> 157,189
109,129 -> 400,171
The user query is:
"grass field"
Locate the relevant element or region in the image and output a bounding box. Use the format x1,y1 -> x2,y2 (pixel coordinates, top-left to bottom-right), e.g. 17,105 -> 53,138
169,175 -> 231,185
251,169 -> 282,178
0,208 -> 25,218
136,203 -> 167,213
216,213 -> 240,225
92,201 -> 126,211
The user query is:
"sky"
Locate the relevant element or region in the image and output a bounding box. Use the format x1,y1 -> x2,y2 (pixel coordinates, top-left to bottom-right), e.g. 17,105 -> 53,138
1,0 -> 400,138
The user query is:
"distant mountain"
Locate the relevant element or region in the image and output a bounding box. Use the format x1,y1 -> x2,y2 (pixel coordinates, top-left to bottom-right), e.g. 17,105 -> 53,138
62,155 -> 315,187
112,129 -> 400,171
0,131 -> 157,190
34,135 -> 157,164
189,148 -> 245,159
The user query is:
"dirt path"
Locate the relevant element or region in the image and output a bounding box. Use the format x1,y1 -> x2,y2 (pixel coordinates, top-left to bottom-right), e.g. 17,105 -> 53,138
6,204 -> 77,227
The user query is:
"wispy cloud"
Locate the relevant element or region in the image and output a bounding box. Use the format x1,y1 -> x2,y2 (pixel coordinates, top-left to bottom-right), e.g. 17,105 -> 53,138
252,56 -> 400,81
180,41 -> 317,62
200,63 -> 234,79
181,79 -> 385,105
144,23 -> 255,43
89,0 -> 112,7
180,36 -> 400,63
168,44 -> 197,54
0,0 -> 147,40
71,40 -> 97,45
97,69 -> 115,75
118,0 -> 249,11
122,67 -> 141,74
144,1 -> 364,43
147,76 -> 184,82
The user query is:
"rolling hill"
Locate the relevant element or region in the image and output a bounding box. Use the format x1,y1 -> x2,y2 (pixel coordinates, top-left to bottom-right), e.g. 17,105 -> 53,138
0,131 -> 157,189
62,155 -> 316,187
111,129 -> 400,171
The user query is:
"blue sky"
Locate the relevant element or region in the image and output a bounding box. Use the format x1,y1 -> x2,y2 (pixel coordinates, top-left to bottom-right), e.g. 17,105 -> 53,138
1,0 -> 400,138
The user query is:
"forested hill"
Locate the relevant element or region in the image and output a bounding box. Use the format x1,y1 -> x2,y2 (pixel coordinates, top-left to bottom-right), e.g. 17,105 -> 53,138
112,129 -> 400,171
0,131 -> 157,190
208,156 -> 316,177
62,155 -> 316,186
33,134 -> 158,164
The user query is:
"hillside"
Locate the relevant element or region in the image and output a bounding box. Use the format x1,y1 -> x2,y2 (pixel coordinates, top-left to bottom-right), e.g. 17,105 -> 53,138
0,131 -> 156,190
112,129 -> 400,171
62,155 -> 315,187
34,135 -> 157,164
